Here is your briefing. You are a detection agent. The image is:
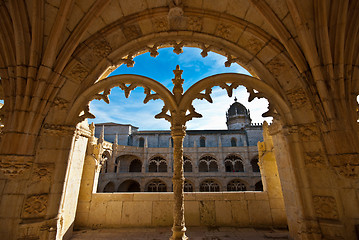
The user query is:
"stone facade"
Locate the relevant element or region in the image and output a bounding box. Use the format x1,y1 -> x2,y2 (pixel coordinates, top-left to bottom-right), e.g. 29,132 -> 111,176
96,100 -> 263,193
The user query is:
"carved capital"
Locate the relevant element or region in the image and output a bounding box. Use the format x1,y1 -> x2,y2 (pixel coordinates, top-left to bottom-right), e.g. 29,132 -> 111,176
0,155 -> 34,177
313,195 -> 338,220
22,194 -> 48,219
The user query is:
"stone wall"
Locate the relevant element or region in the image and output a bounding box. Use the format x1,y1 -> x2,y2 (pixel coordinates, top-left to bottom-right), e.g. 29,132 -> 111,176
75,192 -> 286,229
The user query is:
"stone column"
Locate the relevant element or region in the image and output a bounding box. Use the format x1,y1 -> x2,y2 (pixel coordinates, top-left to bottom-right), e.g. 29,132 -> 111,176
170,124 -> 188,240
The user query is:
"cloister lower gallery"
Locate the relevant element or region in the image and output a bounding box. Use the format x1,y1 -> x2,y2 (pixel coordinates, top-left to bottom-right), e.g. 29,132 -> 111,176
0,0 -> 358,240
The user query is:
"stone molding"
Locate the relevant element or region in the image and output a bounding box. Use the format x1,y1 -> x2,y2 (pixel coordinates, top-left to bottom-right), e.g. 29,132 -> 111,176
304,151 -> 325,167
42,123 -> 76,136
0,155 -> 34,177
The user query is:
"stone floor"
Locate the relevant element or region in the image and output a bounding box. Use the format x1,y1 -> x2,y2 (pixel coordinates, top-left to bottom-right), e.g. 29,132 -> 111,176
71,227 -> 289,240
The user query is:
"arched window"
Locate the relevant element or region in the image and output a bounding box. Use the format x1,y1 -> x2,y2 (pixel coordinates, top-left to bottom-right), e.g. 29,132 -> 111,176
103,182 -> 115,192
184,180 -> 193,192
118,180 -> 140,192
231,137 -> 237,147
251,157 -> 260,172
100,151 -> 110,173
183,156 -> 192,172
200,137 -> 206,147
146,179 -> 167,192
114,156 -> 120,173
227,179 -> 247,191
198,155 -> 218,172
255,181 -> 263,191
139,137 -> 144,147
129,159 -> 142,172
200,179 -> 220,192
148,156 -> 167,172
224,154 -> 244,172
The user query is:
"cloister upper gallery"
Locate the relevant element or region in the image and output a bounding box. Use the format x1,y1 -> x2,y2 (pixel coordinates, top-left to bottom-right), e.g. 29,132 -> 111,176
0,0 -> 358,240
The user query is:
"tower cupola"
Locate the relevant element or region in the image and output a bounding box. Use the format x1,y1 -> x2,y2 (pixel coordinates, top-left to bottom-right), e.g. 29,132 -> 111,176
226,98 -> 251,129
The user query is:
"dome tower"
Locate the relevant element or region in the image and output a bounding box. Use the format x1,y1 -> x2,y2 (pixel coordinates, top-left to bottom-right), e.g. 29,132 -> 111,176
226,98 -> 252,130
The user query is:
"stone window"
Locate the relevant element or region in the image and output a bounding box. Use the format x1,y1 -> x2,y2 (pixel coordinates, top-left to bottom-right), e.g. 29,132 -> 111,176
183,156 -> 192,172
227,179 -> 247,191
255,181 -> 263,191
231,137 -> 237,147
199,137 -> 206,147
114,156 -> 120,173
251,157 -> 260,172
139,137 -> 145,147
224,154 -> 244,172
200,179 -> 220,192
146,179 -> 167,192
103,181 -> 115,192
118,180 -> 140,192
198,155 -> 218,172
184,180 -> 193,192
129,159 -> 142,172
101,151 -> 110,173
148,156 -> 167,172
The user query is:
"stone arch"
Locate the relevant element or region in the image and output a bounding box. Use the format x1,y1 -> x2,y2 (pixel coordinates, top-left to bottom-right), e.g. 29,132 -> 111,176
129,159 -> 142,172
116,154 -> 141,173
183,156 -> 192,172
198,155 -> 218,172
224,154 -> 244,172
184,180 -> 193,192
146,179 -> 167,192
227,179 -> 248,191
251,156 -> 260,172
148,155 -> 167,173
103,181 -> 115,193
200,179 -> 221,192
118,180 -> 140,192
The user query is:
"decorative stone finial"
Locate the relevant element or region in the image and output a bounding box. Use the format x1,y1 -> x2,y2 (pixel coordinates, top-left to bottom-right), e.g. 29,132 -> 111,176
98,125 -> 105,144
172,65 -> 184,103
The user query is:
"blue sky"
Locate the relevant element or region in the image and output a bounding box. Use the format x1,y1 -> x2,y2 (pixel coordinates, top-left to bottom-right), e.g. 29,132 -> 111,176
89,47 -> 272,130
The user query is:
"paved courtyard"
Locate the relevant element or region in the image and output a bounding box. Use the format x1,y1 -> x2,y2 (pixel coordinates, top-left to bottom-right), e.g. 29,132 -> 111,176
71,227 -> 289,240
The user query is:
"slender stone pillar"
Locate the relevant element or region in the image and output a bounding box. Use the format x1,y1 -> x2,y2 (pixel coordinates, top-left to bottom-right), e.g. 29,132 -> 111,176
170,124 -> 188,240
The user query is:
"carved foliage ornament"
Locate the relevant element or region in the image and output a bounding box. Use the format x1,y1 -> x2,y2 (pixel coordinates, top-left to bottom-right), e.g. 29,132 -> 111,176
23,194 -> 48,218
313,195 -> 339,220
